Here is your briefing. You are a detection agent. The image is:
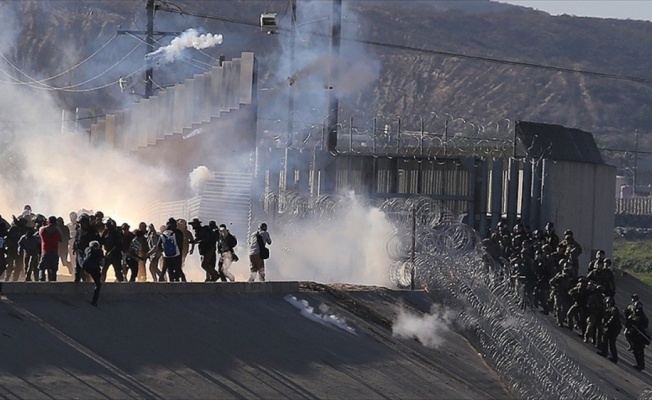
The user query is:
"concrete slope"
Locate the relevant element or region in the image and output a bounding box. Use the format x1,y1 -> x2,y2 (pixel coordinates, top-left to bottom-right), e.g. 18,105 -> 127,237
0,282 -> 512,400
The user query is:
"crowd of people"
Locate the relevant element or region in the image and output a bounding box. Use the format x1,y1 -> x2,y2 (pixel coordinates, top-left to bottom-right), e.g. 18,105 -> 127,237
483,220 -> 650,371
0,205 -> 272,306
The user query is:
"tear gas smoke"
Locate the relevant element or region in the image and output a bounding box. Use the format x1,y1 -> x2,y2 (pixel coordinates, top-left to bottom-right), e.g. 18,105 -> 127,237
145,28 -> 223,64
267,194 -> 394,286
188,165 -> 214,194
0,134 -> 171,226
392,304 -> 455,348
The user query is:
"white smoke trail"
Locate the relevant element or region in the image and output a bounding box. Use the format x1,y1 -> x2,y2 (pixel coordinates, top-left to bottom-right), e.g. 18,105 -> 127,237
392,304 -> 455,348
146,28 -> 223,64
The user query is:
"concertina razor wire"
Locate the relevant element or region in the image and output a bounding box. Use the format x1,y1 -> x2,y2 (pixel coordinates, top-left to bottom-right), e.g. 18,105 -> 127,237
262,192 -> 610,400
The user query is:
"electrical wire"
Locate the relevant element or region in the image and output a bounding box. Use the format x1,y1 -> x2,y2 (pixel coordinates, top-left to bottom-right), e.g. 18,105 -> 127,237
10,33 -> 118,85
56,42 -> 145,91
156,7 -> 652,86
0,41 -> 144,92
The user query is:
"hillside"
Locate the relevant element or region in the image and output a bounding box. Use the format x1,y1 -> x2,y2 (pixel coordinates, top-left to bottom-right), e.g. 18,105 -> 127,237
2,0 -> 652,177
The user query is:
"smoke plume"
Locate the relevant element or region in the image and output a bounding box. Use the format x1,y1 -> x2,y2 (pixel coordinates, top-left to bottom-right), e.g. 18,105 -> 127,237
392,304 -> 456,348
188,165 -> 214,194
145,28 -> 223,64
267,195 -> 394,286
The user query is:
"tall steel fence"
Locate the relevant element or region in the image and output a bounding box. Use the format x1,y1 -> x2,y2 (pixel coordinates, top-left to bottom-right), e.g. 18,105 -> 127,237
617,197 -> 652,215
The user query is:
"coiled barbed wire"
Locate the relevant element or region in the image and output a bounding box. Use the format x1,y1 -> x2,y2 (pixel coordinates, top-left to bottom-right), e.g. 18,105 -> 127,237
260,192 -> 612,400
380,197 -> 609,400
260,113 -> 520,158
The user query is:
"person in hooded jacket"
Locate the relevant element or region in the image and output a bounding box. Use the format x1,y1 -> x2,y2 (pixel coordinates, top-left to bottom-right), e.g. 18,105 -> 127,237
37,216 -> 62,281
5,217 -> 27,281
18,227 -> 40,281
83,240 -> 104,306
189,218 -> 219,282
119,223 -> 138,282
73,214 -> 100,283
101,218 -> 124,282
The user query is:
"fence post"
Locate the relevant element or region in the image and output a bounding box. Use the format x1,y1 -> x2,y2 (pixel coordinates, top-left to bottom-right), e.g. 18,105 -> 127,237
411,207 -> 416,290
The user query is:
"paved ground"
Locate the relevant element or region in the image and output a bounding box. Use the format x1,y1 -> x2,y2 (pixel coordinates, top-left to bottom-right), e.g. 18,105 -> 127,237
1,272 -> 652,399
0,282 -> 511,399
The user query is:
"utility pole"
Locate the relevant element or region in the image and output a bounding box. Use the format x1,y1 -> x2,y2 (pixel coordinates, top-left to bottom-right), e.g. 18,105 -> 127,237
117,0 -> 178,98
326,0 -> 342,152
319,0 -> 342,194
288,0 -> 296,147
145,0 -> 155,98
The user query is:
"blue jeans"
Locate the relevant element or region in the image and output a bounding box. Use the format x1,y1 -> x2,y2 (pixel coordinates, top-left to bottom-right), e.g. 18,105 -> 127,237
38,253 -> 59,281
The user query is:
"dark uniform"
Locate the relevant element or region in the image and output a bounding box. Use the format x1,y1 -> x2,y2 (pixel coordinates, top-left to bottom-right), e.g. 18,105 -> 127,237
549,264 -> 575,327
533,250 -> 554,314
566,278 -> 590,333
584,284 -> 605,345
561,231 -> 582,278
587,254 -> 604,274
543,222 -> 560,250
599,297 -> 622,363
625,301 -> 649,370
587,262 -> 616,297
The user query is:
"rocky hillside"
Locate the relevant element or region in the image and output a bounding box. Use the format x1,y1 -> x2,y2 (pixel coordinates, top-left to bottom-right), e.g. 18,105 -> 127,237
3,0 -> 652,176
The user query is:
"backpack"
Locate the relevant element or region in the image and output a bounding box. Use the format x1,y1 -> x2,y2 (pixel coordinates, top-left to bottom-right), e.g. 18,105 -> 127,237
129,237 -> 142,256
161,230 -> 180,258
256,233 -> 269,260
227,233 -> 237,249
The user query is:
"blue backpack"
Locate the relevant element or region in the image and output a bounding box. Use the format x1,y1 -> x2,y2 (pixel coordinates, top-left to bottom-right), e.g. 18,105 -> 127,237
161,230 -> 180,258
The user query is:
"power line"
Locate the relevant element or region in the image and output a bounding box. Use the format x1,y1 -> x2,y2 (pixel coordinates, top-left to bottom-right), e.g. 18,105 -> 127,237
600,147 -> 652,156
0,42 -> 145,92
157,7 -> 652,86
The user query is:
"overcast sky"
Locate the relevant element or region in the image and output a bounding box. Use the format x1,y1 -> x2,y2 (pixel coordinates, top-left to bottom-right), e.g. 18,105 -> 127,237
497,1 -> 652,21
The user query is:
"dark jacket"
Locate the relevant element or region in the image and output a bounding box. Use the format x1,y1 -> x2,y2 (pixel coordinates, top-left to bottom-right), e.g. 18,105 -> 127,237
102,227 -> 122,256
604,305 -> 622,334
217,231 -> 237,254
18,233 -> 40,255
83,246 -> 104,273
74,226 -> 101,255
194,226 -> 217,255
